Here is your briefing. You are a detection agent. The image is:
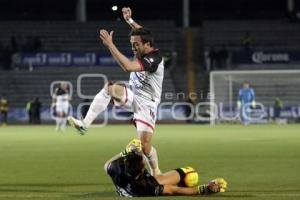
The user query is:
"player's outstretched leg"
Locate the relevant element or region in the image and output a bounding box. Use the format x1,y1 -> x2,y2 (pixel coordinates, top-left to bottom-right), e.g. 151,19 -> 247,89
68,86 -> 111,134
68,82 -> 126,135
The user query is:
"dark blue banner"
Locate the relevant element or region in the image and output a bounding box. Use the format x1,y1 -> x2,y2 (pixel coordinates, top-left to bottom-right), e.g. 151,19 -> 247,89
15,52 -> 133,67
232,50 -> 300,65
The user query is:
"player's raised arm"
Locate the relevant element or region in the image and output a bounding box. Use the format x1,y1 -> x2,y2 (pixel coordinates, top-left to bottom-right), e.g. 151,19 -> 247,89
122,7 -> 142,30
99,29 -> 142,72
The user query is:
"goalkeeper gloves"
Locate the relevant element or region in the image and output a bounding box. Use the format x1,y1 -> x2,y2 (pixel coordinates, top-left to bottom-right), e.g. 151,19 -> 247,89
198,178 -> 228,194
120,138 -> 142,157
251,100 -> 256,109
237,101 -> 242,109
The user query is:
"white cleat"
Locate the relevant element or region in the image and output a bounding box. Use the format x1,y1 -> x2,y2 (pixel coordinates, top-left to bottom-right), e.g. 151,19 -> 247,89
67,116 -> 87,135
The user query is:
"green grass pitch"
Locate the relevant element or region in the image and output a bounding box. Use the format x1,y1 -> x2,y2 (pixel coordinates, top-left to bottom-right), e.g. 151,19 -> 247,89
0,124 -> 300,200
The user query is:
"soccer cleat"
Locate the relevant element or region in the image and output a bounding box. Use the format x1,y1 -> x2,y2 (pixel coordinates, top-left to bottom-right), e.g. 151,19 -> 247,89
199,178 -> 228,194
67,116 -> 87,135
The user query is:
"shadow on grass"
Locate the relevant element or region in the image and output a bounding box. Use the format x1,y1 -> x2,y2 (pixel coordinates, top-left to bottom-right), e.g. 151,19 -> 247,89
0,183 -> 110,193
0,183 -> 103,187
69,191 -> 114,198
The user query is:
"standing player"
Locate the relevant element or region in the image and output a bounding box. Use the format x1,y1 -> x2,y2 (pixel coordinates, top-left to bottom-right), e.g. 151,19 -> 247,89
68,7 -> 164,176
0,96 -> 9,125
237,82 -> 256,125
53,82 -> 71,131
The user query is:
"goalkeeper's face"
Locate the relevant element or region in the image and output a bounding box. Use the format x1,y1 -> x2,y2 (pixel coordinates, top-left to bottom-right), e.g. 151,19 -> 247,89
130,36 -> 148,58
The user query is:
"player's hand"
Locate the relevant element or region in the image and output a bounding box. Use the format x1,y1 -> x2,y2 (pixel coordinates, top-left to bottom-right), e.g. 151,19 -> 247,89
99,29 -> 114,47
207,178 -> 227,193
199,178 -> 227,194
122,7 -> 132,21
121,139 -> 142,157
126,139 -> 142,152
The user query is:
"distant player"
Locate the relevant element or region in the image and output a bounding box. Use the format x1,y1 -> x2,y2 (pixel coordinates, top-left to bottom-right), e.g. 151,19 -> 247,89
53,82 -> 71,131
0,96 -> 9,125
237,82 -> 256,125
68,7 -> 164,176
104,139 -> 228,197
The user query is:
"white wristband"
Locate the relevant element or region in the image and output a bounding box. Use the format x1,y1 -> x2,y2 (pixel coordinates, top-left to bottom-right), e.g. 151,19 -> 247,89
127,18 -> 134,24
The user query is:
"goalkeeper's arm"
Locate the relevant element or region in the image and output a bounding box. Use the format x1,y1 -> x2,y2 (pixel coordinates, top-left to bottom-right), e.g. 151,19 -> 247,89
122,7 -> 142,29
104,139 -> 142,173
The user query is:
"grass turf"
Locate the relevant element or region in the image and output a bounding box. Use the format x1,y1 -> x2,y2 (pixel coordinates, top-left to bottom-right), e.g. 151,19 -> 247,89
0,124 -> 300,199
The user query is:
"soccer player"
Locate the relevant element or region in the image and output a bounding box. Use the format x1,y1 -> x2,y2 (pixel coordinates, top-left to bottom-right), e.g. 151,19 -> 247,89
0,96 -> 9,125
237,82 -> 256,125
104,139 -> 227,197
53,82 -> 71,131
68,7 -> 164,176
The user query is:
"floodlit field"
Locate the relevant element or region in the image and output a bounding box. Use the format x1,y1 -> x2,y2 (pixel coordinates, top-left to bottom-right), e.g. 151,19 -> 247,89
0,124 -> 300,200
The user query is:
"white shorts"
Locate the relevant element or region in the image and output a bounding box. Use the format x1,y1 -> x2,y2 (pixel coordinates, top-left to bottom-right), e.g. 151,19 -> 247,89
113,86 -> 157,133
56,101 -> 69,115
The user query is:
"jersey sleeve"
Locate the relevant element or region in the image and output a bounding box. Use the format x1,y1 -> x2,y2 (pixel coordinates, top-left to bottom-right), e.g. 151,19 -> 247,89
138,52 -> 162,73
107,159 -> 121,182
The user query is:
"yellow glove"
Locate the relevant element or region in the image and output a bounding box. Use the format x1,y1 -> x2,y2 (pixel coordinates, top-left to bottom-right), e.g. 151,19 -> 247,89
251,101 -> 256,108
211,178 -> 228,193
121,139 -> 142,156
199,178 -> 228,194
126,138 -> 142,152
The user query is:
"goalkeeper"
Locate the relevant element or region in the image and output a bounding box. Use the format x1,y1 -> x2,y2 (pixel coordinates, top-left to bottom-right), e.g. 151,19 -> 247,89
104,139 -> 228,197
237,82 -> 256,125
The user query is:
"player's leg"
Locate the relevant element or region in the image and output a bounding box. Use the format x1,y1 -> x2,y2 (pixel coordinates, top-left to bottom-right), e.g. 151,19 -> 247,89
68,82 -> 112,133
82,82 -> 116,127
4,111 -> 7,124
155,170 -> 180,185
134,97 -> 161,176
60,103 -> 69,131
241,104 -> 250,125
156,167 -> 197,186
60,115 -> 67,131
138,130 -> 161,176
55,105 -> 63,131
68,81 -> 128,134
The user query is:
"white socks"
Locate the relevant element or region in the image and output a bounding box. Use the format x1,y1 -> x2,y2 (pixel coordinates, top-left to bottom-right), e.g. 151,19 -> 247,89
83,88 -> 111,127
145,146 -> 161,176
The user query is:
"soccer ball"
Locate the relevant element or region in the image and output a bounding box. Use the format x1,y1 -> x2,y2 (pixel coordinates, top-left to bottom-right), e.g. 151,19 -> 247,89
182,167 -> 199,187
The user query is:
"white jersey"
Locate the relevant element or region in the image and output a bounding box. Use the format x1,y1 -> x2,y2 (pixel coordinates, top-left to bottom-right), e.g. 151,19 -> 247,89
56,94 -> 69,103
129,49 -> 164,104
54,88 -> 70,115
54,88 -> 70,104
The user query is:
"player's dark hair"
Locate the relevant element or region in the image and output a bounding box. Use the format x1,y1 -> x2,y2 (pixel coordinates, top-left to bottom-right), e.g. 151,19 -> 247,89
124,150 -> 145,179
129,28 -> 154,47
